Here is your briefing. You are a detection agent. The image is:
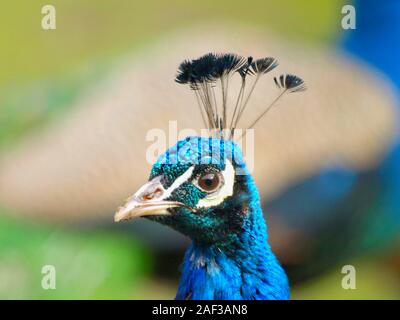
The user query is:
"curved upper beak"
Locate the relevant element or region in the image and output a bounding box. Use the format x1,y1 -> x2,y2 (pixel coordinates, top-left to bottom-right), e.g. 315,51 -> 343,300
114,176 -> 190,222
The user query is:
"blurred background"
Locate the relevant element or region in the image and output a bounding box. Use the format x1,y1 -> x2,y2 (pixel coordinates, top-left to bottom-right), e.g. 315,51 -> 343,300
0,0 -> 399,299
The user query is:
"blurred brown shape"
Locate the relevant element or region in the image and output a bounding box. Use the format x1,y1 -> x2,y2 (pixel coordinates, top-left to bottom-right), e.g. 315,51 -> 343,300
0,25 -> 397,222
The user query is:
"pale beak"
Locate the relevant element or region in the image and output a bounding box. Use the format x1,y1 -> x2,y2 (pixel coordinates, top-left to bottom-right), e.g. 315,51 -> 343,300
114,176 -> 190,222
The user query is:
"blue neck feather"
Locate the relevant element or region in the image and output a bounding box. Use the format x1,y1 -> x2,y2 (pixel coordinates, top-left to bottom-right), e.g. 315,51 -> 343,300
175,174 -> 289,300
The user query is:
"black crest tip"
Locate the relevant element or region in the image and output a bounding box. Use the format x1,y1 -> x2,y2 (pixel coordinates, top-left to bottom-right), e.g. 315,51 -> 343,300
214,53 -> 246,77
238,56 -> 254,78
175,60 -> 194,84
191,53 -> 218,82
250,57 -> 278,74
274,74 -> 306,93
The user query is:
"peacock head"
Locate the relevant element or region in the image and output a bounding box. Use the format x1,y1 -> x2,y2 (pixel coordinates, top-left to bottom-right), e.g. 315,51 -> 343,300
114,136 -> 255,246
114,52 -> 305,247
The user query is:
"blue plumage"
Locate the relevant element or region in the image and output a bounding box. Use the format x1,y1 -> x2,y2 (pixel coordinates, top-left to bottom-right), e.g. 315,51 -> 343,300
176,240 -> 289,300
116,136 -> 289,299
167,138 -> 289,300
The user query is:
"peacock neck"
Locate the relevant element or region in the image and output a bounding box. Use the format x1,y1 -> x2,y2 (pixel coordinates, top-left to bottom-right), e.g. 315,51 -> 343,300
175,203 -> 290,300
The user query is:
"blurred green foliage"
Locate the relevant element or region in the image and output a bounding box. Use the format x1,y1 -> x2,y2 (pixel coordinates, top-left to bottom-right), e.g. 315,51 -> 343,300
0,0 -> 343,86
0,213 -> 153,299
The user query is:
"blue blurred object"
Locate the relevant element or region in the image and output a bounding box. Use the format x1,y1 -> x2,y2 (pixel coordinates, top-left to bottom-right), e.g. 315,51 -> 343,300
268,0 -> 400,281
343,0 -> 400,219
343,0 -> 400,90
342,0 -> 400,235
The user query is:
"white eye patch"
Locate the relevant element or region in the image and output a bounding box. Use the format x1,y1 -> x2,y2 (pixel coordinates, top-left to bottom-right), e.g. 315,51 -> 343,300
161,166 -> 195,200
156,161 -> 235,209
195,160 -> 235,209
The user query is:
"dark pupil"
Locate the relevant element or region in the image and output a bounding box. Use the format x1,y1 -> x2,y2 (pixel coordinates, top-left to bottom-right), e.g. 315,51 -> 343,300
199,173 -> 219,191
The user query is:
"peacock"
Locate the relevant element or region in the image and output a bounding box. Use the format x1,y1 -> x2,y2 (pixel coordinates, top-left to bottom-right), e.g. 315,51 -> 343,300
114,53 -> 306,300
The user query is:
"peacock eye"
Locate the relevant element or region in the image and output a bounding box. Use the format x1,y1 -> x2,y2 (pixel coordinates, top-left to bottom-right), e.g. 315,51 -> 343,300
196,172 -> 223,193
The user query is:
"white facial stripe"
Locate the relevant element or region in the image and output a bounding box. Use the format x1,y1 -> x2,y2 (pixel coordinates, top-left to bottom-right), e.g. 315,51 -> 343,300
196,160 -> 235,208
161,166 -> 195,200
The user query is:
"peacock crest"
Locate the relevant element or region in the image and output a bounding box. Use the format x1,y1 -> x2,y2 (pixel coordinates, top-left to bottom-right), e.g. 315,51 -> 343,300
175,53 -> 306,140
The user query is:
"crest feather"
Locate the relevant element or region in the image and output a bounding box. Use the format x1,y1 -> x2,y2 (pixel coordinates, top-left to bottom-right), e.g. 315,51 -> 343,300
175,52 -> 306,140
